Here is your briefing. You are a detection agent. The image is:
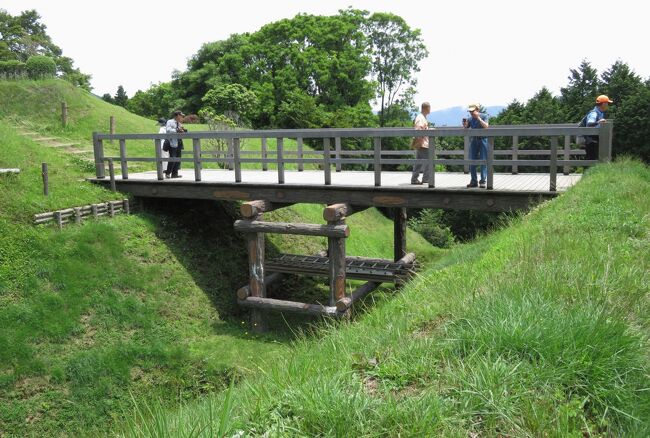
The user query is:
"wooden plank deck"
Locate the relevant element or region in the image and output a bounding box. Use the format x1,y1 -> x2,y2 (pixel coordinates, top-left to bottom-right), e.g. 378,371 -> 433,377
109,169 -> 581,192
91,169 -> 581,212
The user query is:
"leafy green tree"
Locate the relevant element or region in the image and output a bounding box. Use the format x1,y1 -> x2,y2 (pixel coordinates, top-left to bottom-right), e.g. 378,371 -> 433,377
113,85 -> 129,107
101,93 -> 114,104
601,60 -> 644,119
560,60 -> 601,122
25,55 -> 55,78
126,82 -> 182,119
201,83 -> 258,125
609,83 -> 650,162
363,11 -> 428,126
0,9 -> 91,89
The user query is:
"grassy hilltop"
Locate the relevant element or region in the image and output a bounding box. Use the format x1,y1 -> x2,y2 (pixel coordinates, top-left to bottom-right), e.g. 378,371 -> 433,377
0,79 -> 649,437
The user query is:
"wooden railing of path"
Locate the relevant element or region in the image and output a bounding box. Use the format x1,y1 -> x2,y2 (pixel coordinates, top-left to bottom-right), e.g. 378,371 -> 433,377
93,123 -> 613,192
91,123 -> 613,326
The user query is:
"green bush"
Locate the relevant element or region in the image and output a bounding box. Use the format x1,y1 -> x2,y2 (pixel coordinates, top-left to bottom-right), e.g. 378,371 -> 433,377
26,55 -> 57,79
0,60 -> 26,79
408,209 -> 455,248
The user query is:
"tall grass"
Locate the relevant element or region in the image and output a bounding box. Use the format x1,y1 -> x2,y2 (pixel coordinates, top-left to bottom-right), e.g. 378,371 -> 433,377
122,160 -> 650,437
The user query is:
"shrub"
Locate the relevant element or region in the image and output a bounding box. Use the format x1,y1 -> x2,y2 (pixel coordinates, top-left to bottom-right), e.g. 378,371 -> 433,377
25,56 -> 56,79
0,60 -> 27,79
408,209 -> 455,248
181,114 -> 200,124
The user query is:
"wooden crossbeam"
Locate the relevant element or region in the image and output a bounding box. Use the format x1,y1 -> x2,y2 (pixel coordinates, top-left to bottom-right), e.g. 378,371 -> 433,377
240,200 -> 292,218
234,220 -> 349,238
238,296 -> 339,317
323,203 -> 368,222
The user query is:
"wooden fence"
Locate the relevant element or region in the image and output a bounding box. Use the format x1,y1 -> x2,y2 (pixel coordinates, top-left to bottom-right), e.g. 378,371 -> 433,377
34,199 -> 130,228
93,123 -> 613,192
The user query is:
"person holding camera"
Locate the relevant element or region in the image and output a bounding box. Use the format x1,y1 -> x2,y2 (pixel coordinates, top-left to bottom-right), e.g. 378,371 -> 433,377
164,110 -> 187,179
463,103 -> 489,188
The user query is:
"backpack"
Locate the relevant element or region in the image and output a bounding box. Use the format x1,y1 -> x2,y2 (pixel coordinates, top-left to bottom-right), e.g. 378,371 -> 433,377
576,110 -> 595,145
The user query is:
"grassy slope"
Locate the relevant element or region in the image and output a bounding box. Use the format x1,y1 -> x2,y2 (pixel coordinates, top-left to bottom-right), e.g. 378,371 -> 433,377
131,160 -> 650,437
0,79 -> 439,435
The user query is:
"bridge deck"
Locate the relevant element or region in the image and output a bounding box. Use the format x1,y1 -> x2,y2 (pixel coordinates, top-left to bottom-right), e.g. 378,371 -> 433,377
91,169 -> 581,212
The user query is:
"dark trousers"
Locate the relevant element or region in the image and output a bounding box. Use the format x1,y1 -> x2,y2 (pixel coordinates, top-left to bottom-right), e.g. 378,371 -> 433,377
585,140 -> 598,161
166,147 -> 182,176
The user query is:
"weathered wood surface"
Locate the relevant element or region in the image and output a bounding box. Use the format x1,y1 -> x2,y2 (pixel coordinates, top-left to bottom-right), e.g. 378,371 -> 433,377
238,296 -> 339,317
323,203 -> 368,222
335,281 -> 381,312
0,168 -> 20,174
241,200 -> 292,218
234,220 -> 350,238
393,207 -> 407,262
34,200 -> 129,226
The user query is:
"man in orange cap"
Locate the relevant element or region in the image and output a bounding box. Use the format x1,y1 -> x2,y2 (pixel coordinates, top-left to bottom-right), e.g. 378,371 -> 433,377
582,95 -> 613,161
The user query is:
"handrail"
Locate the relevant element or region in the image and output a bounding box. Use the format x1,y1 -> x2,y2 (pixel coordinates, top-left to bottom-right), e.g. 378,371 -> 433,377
92,123 -> 613,192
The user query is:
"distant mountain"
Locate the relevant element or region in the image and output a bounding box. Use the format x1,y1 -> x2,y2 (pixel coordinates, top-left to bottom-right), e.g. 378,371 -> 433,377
426,105 -> 506,127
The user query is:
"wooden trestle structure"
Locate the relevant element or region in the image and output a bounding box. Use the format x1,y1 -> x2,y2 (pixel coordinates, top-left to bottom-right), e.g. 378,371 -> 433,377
234,200 -> 415,325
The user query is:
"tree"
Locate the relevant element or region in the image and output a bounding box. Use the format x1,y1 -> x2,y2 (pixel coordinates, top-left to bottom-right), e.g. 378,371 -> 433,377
113,85 -> 128,107
0,9 -> 91,89
126,82 -> 182,119
560,60 -> 601,122
101,93 -> 114,104
600,60 -> 644,119
362,11 -> 428,126
609,83 -> 650,162
201,83 -> 258,125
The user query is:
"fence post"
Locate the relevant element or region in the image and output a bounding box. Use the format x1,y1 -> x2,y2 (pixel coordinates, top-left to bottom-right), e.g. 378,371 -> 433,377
297,137 -> 304,172
549,137 -> 558,191
193,138 -> 202,181
599,122 -> 613,163
463,135 -> 470,173
393,208 -> 407,262
277,138 -> 284,184
93,132 -> 105,179
563,135 -> 571,175
261,137 -> 268,171
427,136 -> 436,188
154,139 -> 164,180
61,102 -> 68,127
107,158 -> 116,192
373,137 -> 381,187
233,138 -> 241,182
486,137 -> 494,190
41,162 -> 49,196
335,137 -> 342,172
109,116 -> 115,136
512,135 -> 519,174
119,139 -> 128,179
323,138 -> 331,185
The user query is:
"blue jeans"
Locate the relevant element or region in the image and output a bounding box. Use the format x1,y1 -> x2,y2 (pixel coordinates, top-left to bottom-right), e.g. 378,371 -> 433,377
469,140 -> 487,184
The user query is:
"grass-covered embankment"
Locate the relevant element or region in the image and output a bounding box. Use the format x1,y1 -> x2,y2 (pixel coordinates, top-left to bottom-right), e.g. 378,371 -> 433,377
0,79 -> 439,436
128,160 -> 650,437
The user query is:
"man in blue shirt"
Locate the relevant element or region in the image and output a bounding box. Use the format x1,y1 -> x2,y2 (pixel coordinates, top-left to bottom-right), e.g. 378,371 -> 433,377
463,103 -> 489,188
583,95 -> 613,161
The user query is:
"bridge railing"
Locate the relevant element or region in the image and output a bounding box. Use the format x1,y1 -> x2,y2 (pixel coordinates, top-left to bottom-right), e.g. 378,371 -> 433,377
92,123 -> 613,191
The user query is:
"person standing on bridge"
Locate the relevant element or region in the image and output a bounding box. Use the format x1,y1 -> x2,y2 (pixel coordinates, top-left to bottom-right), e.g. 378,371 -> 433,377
157,118 -> 170,171
165,110 -> 187,179
582,95 -> 613,161
411,101 -> 432,185
463,103 -> 489,188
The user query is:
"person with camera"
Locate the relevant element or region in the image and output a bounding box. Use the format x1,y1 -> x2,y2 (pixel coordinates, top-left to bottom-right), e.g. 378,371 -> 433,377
164,110 -> 187,179
463,103 -> 489,188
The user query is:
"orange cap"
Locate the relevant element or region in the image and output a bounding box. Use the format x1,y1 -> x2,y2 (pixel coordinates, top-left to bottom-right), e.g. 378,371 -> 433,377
596,95 -> 613,104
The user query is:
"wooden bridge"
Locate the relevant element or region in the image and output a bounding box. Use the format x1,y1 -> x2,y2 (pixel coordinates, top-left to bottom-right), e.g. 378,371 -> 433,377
89,123 -> 613,324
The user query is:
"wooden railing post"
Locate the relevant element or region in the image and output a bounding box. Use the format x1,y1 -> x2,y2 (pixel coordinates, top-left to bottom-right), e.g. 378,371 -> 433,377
599,122 -> 613,162
93,132 -> 105,179
512,135 -> 519,174
261,137 -> 268,171
335,137 -> 342,172
233,138 -> 241,182
107,158 -> 116,192
486,137 -> 494,190
277,137 -> 284,184
463,134 -> 470,173
119,138 -> 128,179
154,138 -> 164,180
373,137 -> 381,187
549,137 -> 558,192
246,229 -> 267,332
563,135 -> 571,175
193,138 -> 202,181
427,136 -> 435,188
61,102 -> 68,128
297,137 -> 304,172
323,138 -> 331,185
227,138 -> 234,171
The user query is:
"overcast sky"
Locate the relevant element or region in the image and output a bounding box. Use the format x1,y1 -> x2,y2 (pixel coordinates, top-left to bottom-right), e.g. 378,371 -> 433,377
2,0 -> 646,111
